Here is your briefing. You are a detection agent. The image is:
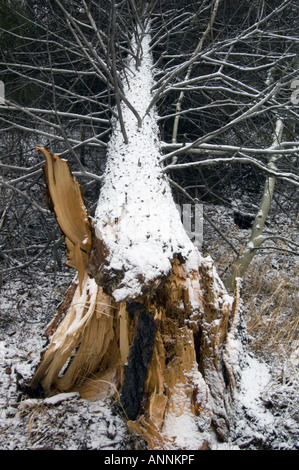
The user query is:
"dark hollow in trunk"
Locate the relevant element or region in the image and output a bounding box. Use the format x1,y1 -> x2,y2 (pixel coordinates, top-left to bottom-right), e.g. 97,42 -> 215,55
120,303 -> 156,420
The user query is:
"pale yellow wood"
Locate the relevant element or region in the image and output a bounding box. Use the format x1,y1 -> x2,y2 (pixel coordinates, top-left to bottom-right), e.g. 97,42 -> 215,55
36,146 -> 91,293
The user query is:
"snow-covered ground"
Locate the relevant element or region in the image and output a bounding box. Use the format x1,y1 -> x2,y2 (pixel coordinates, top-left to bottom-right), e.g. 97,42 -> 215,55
0,299 -> 297,450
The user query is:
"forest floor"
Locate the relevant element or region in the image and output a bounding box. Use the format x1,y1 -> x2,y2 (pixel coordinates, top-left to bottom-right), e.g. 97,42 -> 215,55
0,202 -> 298,451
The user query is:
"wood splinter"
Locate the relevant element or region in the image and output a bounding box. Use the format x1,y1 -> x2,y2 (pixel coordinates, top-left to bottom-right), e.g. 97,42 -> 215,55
37,146 -> 92,293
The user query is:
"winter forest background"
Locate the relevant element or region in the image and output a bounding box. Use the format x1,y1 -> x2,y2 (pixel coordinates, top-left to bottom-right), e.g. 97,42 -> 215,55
0,0 -> 298,451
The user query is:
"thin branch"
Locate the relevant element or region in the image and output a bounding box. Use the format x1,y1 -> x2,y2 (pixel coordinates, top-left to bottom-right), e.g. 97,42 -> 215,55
109,0 -> 129,144
0,179 -> 50,215
251,246 -> 299,256
161,142 -> 299,156
172,0 -> 220,144
160,83 -> 282,163
1,227 -> 61,274
162,155 -> 299,187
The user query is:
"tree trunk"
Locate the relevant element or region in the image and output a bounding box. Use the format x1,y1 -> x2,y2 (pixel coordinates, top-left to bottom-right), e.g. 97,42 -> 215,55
224,119 -> 284,291
31,28 -> 243,450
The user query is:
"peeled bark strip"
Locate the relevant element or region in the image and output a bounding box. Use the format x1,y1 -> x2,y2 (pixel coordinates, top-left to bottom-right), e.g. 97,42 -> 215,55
32,27 -> 243,449
120,304 -> 157,421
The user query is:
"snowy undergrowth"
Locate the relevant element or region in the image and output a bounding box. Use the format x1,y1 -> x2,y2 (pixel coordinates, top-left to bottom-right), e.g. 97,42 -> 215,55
202,203 -> 298,450
1,296 -> 296,450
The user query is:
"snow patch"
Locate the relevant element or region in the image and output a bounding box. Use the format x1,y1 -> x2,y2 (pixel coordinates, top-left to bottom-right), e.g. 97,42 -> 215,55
239,355 -> 273,423
161,380 -> 210,450
19,392 -> 80,410
233,354 -> 276,447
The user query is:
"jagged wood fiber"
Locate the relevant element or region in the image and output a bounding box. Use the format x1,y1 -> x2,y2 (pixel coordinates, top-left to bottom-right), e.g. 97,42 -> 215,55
37,146 -> 92,294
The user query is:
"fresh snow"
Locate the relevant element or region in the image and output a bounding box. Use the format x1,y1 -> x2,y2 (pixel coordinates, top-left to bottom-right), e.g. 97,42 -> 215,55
161,369 -> 211,450
19,392 -> 80,410
0,274 -> 132,450
238,355 -> 275,427
93,29 -> 197,302
1,305 -> 292,450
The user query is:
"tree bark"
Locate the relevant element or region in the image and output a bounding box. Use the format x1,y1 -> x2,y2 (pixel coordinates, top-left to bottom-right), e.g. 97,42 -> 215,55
31,28 -> 243,450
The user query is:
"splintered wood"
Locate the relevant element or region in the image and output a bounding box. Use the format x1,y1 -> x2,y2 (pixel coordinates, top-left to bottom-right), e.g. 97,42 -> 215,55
31,273 -> 122,396
127,261 -> 212,450
127,258 -> 242,449
37,146 -> 91,294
